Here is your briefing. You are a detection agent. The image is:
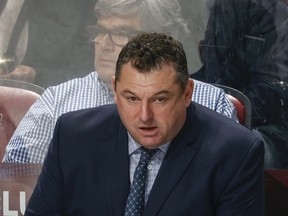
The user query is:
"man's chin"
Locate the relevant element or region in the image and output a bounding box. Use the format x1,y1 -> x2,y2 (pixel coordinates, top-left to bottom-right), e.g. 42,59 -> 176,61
98,60 -> 116,69
97,64 -> 114,73
97,67 -> 115,81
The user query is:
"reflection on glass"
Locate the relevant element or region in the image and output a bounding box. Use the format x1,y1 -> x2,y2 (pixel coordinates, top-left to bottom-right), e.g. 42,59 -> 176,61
190,0 -> 288,168
0,57 -> 16,74
0,0 -> 287,169
87,25 -> 141,47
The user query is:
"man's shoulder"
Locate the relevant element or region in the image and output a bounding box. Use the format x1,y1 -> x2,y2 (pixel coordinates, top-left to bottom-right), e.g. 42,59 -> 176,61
55,104 -> 121,142
38,72 -> 106,111
61,104 -> 118,123
193,79 -> 222,95
190,103 -> 263,157
191,79 -> 233,114
192,102 -> 260,144
49,72 -> 97,91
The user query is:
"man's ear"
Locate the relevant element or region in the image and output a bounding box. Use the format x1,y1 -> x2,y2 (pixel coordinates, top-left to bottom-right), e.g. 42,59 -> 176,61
112,76 -> 117,103
184,78 -> 194,106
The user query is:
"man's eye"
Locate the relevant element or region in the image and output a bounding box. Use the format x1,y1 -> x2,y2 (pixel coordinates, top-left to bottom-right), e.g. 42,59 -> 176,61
154,97 -> 166,103
127,96 -> 138,102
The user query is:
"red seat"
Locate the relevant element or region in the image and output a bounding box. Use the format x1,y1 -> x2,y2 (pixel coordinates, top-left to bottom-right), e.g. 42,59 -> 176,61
0,79 -> 44,160
213,84 -> 252,129
226,94 -> 246,126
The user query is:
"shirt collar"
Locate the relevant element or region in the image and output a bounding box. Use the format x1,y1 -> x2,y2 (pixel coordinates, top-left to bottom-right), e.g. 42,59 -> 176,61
127,132 -> 170,155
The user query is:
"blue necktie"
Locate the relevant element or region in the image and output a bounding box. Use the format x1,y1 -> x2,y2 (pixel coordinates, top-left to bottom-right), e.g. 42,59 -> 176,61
124,147 -> 158,216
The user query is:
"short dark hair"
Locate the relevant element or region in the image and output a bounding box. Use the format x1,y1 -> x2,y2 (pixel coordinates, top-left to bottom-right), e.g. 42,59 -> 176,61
115,32 -> 189,92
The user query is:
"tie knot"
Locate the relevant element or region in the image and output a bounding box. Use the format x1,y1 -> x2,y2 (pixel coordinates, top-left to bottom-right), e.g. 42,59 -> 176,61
140,147 -> 158,162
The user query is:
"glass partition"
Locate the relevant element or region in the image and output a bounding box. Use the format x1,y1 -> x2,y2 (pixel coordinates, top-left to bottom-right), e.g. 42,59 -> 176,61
1,0 -> 287,169
0,0 -> 287,214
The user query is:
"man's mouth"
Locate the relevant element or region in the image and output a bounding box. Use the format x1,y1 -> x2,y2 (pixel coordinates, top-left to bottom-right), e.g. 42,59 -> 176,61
99,59 -> 115,64
138,127 -> 158,136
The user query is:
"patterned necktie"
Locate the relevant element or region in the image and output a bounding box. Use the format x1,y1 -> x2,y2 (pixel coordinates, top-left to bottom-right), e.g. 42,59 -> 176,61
124,147 -> 158,216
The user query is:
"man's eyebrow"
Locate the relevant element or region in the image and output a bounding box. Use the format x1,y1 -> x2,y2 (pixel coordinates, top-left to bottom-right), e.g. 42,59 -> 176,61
121,89 -> 170,96
153,90 -> 170,96
121,89 -> 136,95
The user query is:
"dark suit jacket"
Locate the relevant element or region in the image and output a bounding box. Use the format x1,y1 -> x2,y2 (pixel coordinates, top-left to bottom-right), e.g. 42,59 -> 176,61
25,103 -> 264,216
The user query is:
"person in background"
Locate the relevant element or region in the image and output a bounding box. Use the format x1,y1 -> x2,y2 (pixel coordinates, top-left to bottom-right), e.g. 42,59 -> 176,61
191,0 -> 288,168
1,0 -> 198,88
25,32 -> 264,216
3,0 -> 237,164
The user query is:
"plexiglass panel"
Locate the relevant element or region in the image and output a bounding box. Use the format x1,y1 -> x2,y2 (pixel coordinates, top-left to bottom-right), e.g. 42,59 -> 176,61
0,0 -> 287,168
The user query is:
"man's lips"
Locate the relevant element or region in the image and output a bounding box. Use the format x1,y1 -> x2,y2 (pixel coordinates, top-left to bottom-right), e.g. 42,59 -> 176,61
99,59 -> 115,64
138,127 -> 159,136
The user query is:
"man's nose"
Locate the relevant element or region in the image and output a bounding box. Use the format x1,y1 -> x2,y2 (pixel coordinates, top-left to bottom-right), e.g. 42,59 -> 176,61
139,103 -> 153,122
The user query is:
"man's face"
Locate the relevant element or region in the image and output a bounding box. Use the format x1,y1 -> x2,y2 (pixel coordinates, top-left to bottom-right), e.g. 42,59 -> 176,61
94,16 -> 141,91
113,62 -> 194,149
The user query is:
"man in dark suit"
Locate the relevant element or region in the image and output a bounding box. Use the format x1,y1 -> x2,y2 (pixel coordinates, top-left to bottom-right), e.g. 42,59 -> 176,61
25,32 -> 264,216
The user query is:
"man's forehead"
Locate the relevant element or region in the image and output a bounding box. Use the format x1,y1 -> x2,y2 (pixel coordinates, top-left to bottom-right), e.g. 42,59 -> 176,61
118,63 -> 177,85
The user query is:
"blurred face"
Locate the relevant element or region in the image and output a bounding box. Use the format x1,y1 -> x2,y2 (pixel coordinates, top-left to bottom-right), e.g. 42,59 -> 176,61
113,62 -> 194,149
94,16 -> 141,91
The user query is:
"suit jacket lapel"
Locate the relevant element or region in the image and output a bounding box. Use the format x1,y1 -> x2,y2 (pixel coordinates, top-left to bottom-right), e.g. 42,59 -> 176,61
144,104 -> 200,215
102,123 -> 130,215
